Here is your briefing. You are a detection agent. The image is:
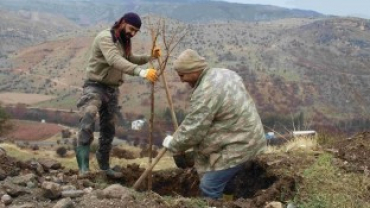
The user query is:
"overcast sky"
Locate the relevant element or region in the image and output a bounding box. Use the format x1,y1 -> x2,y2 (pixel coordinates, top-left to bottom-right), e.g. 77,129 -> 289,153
223,0 -> 370,19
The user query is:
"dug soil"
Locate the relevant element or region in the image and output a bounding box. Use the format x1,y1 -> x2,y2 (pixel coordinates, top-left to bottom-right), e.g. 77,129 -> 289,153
1,131 -> 369,208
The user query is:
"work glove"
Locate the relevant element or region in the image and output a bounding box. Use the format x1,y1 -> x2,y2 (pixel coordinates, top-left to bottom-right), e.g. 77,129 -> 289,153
152,46 -> 161,58
162,135 -> 173,149
173,151 -> 195,169
139,68 -> 158,82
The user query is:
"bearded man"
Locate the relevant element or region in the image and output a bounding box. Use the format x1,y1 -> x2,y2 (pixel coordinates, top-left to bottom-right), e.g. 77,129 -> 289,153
75,12 -> 160,178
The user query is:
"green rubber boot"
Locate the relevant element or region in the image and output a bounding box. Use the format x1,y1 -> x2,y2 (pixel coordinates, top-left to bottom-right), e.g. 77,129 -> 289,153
96,151 -> 123,179
75,146 -> 90,175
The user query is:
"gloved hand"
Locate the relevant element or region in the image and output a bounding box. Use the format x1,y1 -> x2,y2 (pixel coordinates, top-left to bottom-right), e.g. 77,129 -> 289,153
162,135 -> 173,149
139,68 -> 158,82
152,46 -> 161,58
173,151 -> 195,169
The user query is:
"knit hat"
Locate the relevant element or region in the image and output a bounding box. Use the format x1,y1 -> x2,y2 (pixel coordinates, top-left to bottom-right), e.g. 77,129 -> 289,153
174,49 -> 208,74
122,12 -> 142,29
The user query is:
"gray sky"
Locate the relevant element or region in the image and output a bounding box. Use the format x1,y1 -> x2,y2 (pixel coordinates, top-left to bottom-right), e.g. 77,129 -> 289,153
223,0 -> 370,19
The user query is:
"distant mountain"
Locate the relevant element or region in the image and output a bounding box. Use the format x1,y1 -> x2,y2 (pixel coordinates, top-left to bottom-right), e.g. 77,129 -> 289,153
0,10 -> 80,57
2,16 -> 370,127
0,0 -> 324,26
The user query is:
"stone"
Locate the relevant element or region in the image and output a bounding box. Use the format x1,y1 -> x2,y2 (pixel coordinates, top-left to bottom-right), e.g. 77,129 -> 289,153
0,147 -> 6,158
102,184 -> 132,199
61,190 -> 84,198
37,158 -> 61,171
1,194 -> 12,205
52,197 -> 75,208
41,181 -> 61,200
10,174 -> 37,186
0,169 -> 6,181
264,201 -> 283,208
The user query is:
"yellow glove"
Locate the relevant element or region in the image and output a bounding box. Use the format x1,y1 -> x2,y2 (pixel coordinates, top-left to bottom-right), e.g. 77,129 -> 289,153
139,68 -> 158,82
152,46 -> 161,58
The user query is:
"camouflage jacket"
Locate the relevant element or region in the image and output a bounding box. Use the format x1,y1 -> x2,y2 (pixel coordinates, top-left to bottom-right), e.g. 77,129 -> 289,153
86,29 -> 151,87
169,68 -> 266,173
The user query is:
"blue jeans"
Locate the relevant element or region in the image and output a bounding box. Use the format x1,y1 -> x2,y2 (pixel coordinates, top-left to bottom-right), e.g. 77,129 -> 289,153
199,164 -> 244,199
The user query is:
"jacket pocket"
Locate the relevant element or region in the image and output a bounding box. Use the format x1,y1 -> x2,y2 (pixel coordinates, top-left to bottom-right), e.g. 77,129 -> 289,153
102,67 -> 123,86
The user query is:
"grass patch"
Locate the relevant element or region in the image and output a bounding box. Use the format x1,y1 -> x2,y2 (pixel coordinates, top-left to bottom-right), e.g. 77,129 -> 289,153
35,95 -> 77,109
266,136 -> 318,153
296,153 -> 370,208
0,142 -> 176,171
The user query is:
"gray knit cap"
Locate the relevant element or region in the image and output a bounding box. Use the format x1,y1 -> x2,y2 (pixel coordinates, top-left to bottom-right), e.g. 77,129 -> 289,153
174,49 -> 208,74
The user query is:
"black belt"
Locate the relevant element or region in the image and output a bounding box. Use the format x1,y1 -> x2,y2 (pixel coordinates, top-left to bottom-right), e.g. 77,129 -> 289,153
83,80 -> 116,91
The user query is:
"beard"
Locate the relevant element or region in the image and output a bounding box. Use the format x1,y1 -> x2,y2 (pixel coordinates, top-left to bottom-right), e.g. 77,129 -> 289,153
119,29 -> 132,40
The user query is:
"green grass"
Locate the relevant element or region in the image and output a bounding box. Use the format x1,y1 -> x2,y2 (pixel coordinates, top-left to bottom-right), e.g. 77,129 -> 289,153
296,153 -> 370,208
0,142 -> 176,171
34,95 -> 77,109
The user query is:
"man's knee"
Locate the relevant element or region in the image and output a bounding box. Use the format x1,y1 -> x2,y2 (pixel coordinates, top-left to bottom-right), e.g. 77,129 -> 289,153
200,178 -> 223,199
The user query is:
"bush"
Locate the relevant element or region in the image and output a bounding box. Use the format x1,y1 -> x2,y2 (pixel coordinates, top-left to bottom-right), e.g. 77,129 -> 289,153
56,146 -> 67,157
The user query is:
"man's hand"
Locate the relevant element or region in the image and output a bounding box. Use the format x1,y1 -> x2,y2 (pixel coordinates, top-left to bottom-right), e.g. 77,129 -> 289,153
162,135 -> 173,149
173,151 -> 195,169
152,46 -> 161,58
139,68 -> 158,82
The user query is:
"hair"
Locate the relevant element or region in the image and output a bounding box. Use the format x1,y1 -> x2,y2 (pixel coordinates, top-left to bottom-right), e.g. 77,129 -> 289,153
112,17 -> 132,56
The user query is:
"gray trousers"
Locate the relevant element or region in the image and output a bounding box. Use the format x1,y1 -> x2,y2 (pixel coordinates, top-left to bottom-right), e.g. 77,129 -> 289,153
76,81 -> 119,158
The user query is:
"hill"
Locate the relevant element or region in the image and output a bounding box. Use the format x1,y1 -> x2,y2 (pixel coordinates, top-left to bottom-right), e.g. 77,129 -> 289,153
1,16 -> 370,132
0,0 -> 324,26
0,9 -> 80,58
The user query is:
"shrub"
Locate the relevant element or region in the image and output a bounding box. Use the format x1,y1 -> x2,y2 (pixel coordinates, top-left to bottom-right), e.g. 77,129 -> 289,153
32,145 -> 39,151
56,146 -> 67,157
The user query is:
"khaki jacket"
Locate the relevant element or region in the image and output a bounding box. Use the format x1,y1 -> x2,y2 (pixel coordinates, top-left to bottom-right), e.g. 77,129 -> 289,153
86,29 -> 151,86
169,68 -> 266,173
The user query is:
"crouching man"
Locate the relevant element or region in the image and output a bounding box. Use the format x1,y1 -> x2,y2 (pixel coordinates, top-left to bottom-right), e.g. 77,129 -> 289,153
162,49 -> 266,200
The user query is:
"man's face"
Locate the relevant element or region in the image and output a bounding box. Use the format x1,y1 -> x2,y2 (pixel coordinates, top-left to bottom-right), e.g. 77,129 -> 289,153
120,23 -> 140,38
177,71 -> 202,88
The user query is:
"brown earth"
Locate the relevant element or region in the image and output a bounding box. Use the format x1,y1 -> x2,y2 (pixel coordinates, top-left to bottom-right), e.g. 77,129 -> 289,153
4,120 -> 63,141
1,132 -> 369,208
331,131 -> 370,174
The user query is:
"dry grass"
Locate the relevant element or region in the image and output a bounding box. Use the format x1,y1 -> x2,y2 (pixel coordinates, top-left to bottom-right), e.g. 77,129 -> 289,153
0,92 -> 56,105
0,142 -> 176,171
265,135 -> 319,153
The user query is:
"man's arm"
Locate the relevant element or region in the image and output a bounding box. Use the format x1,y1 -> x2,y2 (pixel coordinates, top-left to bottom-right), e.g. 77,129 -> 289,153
127,54 -> 151,65
168,83 -> 221,152
98,35 -> 142,75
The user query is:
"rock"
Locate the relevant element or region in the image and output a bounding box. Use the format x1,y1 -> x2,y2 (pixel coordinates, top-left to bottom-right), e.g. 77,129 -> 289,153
52,197 -> 75,208
1,181 -> 28,197
1,194 -> 12,205
52,176 -> 63,184
37,158 -> 61,171
264,201 -> 283,208
0,169 -> 6,181
29,160 -> 44,175
61,185 -> 76,191
83,187 -> 93,194
10,174 -> 37,186
26,182 -> 36,189
102,184 -> 133,199
41,181 -> 61,200
0,147 -> 6,158
61,190 -> 84,198
287,202 -> 297,208
8,203 -> 36,208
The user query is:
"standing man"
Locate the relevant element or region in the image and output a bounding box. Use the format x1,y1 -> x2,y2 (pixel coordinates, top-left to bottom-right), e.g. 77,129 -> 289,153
75,12 -> 161,178
162,49 -> 266,199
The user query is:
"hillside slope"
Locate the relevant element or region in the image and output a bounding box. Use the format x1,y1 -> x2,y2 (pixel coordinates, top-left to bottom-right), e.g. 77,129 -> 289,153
1,17 -> 370,127
0,0 -> 324,26
0,10 -> 80,57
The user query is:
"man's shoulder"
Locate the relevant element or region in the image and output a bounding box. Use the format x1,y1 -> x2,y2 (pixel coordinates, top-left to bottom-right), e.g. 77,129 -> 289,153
96,29 -> 112,37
